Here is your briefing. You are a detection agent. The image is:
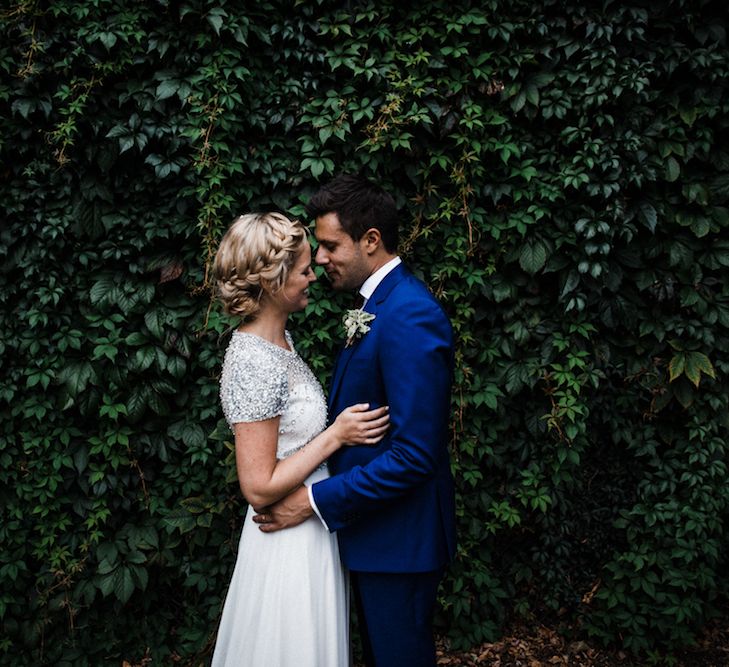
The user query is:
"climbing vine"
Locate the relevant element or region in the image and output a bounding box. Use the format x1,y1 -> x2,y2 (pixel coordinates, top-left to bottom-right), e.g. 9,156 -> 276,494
1,0 -> 728,663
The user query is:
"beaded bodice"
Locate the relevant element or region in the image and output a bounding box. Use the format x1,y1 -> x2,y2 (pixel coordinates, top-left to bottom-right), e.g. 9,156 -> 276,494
219,331 -> 328,460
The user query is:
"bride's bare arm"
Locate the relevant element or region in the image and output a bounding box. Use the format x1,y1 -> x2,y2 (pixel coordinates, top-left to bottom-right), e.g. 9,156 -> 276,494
234,404 -> 389,510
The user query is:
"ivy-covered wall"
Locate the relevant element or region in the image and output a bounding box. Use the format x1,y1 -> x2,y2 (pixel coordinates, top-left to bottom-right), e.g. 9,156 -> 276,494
1,0 -> 728,663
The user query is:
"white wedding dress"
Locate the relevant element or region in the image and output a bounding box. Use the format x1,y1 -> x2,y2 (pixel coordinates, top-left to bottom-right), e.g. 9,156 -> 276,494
211,331 -> 349,667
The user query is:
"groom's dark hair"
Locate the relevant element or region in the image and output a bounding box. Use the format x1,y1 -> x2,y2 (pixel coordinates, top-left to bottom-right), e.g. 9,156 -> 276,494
305,174 -> 399,253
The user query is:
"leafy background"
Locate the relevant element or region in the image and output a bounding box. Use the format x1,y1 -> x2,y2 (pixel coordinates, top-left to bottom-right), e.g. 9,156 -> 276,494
1,0 -> 728,664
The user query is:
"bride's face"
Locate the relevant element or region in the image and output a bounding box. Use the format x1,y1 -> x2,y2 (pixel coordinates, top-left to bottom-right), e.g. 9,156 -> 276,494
270,241 -> 316,313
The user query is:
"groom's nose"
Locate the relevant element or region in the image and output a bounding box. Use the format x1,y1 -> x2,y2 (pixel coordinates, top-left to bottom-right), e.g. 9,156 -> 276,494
315,246 -> 328,265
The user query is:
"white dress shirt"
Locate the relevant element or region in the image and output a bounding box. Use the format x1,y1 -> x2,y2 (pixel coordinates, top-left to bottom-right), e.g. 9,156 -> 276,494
357,256 -> 402,306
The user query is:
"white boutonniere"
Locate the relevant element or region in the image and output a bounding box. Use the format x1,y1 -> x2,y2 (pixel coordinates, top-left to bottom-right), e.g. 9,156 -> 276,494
343,309 -> 375,347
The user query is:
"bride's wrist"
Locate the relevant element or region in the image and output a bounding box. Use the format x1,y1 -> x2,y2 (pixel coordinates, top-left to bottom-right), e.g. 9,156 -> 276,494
324,424 -> 343,449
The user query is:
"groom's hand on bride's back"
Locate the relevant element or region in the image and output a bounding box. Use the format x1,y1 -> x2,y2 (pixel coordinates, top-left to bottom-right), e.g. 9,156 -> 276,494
253,485 -> 313,532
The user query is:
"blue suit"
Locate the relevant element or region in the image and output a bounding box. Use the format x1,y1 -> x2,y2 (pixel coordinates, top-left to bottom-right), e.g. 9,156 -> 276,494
311,263 -> 456,666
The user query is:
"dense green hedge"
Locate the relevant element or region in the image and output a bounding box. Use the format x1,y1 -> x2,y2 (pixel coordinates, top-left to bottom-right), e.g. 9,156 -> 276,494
1,0 -> 728,663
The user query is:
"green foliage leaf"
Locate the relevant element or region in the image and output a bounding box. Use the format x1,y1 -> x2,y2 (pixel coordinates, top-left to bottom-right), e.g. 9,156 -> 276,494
163,508 -> 197,534
58,362 -> 95,396
669,353 -> 686,383
144,309 -> 167,339
113,567 -> 135,604
155,80 -> 179,101
638,202 -> 657,233
519,240 -> 548,274
684,352 -> 715,388
669,351 -> 715,388
665,156 -> 681,182
89,276 -> 119,306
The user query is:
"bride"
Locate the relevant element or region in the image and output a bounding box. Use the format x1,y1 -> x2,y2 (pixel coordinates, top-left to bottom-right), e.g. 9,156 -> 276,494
210,212 -> 389,666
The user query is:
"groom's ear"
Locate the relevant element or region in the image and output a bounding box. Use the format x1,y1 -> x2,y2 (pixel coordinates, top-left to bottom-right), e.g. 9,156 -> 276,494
361,228 -> 382,254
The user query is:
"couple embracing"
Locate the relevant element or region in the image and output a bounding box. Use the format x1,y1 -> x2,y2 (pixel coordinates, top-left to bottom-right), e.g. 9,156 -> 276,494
211,175 -> 456,667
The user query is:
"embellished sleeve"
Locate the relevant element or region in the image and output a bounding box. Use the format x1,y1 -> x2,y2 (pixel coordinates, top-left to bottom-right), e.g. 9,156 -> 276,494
220,346 -> 288,424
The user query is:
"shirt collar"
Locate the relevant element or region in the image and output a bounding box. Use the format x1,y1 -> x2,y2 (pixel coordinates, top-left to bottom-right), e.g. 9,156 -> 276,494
359,256 -> 402,303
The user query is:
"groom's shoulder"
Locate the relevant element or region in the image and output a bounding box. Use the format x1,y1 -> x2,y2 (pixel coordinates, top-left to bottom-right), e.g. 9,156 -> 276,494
388,269 -> 451,321
393,267 -> 439,300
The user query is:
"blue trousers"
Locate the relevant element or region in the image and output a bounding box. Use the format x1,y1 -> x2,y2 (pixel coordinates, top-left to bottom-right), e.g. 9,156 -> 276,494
351,569 -> 443,667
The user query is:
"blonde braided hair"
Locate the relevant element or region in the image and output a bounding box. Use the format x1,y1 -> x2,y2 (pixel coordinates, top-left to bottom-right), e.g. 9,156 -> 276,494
213,212 -> 307,320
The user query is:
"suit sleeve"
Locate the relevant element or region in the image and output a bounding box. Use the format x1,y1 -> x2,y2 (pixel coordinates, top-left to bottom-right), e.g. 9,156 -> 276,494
311,295 -> 453,531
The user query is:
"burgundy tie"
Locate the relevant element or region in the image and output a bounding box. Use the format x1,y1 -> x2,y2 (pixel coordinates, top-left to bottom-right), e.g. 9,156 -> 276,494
353,293 -> 365,309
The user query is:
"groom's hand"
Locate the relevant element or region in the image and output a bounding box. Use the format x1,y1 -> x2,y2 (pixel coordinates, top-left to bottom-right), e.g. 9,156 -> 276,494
253,485 -> 313,532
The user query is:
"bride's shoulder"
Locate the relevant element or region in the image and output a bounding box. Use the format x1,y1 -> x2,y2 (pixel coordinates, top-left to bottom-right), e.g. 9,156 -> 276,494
220,333 -> 290,424
223,332 -> 289,373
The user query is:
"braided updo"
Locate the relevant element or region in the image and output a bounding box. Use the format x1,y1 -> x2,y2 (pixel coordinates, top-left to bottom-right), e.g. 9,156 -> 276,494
213,212 -> 307,320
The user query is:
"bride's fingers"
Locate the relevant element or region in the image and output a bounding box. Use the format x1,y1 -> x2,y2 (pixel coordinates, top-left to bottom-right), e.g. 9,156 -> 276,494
357,413 -> 389,429
365,418 -> 390,432
359,406 -> 388,419
365,421 -> 389,433
364,424 -> 390,438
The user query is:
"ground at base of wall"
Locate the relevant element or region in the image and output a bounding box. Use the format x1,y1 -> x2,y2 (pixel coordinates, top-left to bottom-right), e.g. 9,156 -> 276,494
431,617 -> 729,667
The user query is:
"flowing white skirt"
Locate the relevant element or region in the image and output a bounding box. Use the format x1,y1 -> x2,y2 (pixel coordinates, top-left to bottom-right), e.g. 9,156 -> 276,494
211,467 -> 349,667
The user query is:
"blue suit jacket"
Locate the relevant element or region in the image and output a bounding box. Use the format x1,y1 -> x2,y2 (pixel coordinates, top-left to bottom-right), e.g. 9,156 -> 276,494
311,264 -> 457,573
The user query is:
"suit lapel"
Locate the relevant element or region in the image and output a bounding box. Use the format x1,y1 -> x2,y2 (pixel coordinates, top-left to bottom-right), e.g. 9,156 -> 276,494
328,341 -> 356,409
328,264 -> 409,409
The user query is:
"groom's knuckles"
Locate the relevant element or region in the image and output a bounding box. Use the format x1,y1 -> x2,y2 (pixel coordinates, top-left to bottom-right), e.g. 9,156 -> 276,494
258,521 -> 281,532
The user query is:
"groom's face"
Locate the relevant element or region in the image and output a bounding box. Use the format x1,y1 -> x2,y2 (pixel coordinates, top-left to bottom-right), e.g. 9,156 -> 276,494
314,212 -> 371,292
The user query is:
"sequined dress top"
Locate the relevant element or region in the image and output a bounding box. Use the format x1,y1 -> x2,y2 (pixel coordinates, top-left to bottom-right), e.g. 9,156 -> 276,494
219,330 -> 327,459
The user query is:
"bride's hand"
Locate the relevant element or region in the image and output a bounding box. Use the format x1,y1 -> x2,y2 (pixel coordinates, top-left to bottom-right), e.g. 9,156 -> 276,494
331,403 -> 390,446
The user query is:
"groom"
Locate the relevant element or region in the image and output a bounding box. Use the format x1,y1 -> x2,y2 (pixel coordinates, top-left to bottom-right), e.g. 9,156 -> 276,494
255,174 -> 457,666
